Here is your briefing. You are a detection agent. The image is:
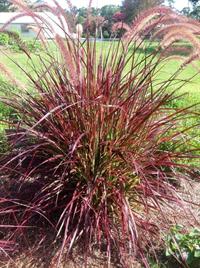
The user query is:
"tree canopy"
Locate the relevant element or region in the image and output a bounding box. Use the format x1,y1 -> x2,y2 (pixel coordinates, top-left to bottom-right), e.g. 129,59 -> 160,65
181,0 -> 200,19
0,0 -> 11,12
121,0 -> 165,23
189,0 -> 199,7
0,0 -> 32,12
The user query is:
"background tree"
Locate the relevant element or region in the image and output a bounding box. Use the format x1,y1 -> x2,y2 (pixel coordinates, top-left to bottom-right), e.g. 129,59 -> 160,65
190,5 -> 200,19
100,5 -> 120,37
95,15 -> 105,39
189,0 -> 199,7
166,0 -> 175,8
100,5 -> 120,20
76,7 -> 87,25
9,0 -> 32,11
181,7 -> 191,16
181,0 -> 200,20
121,0 -> 164,23
83,15 -> 105,38
0,0 -> 11,12
76,5 -> 120,38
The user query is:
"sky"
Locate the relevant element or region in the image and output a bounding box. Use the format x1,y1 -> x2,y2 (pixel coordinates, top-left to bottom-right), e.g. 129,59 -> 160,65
46,0 -> 191,10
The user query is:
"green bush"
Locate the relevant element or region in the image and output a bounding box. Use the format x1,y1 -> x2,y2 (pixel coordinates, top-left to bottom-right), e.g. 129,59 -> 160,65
165,225 -> 200,267
103,30 -> 110,39
7,31 -> 20,45
10,39 -> 41,53
0,31 -> 20,47
0,31 -> 41,52
0,33 -> 9,46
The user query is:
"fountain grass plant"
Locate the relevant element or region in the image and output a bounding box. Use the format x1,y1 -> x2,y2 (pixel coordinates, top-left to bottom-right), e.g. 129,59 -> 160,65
0,1 -> 199,267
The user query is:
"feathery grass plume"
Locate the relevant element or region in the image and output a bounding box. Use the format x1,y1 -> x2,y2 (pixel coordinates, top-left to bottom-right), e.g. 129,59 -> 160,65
0,2 -> 199,268
161,30 -> 200,51
156,18 -> 200,66
64,0 -> 77,28
0,29 -> 31,57
181,53 -> 199,67
85,0 -> 94,33
55,34 -> 78,84
153,23 -> 200,39
1,15 -> 47,49
122,6 -> 200,66
1,12 -> 29,30
88,0 -> 93,8
76,23 -> 83,39
126,6 -> 173,41
138,13 -> 187,37
161,46 -> 192,58
112,22 -> 131,34
186,16 -> 200,28
121,5 -> 200,43
52,0 -> 71,30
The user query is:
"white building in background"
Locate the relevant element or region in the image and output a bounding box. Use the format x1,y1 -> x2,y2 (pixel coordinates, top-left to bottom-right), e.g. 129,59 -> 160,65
0,12 -> 70,39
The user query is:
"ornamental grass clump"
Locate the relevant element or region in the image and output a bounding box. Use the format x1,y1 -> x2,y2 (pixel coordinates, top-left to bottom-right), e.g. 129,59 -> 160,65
0,1 -> 199,267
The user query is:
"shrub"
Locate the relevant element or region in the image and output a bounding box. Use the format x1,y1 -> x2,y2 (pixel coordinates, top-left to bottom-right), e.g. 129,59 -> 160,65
0,2 -> 199,267
0,30 -> 41,53
0,31 -> 20,48
0,33 -> 9,46
7,30 -> 20,45
165,225 -> 200,267
103,30 -> 110,39
8,39 -> 41,53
